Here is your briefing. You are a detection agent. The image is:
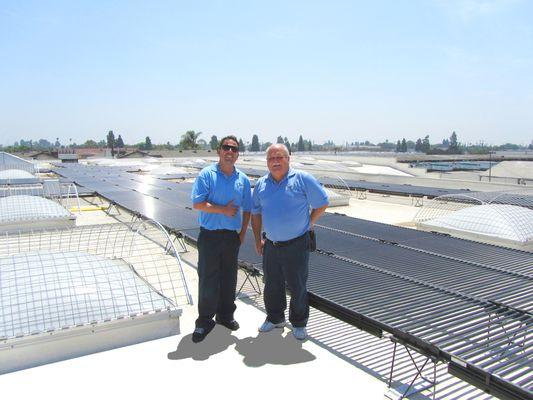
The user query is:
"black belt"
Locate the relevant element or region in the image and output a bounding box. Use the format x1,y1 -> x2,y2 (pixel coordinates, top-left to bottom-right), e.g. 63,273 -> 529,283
265,232 -> 307,247
200,227 -> 237,234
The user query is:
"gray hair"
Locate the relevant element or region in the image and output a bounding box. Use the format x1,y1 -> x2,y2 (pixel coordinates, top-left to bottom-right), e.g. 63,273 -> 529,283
266,143 -> 289,158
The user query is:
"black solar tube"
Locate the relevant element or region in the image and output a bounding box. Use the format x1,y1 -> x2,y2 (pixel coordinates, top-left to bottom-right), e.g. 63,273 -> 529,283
408,310 -> 502,341
311,278 -> 471,327
395,242 -> 533,281
324,255 -> 503,313
310,256 -> 468,309
370,296 -> 470,323
402,310 -> 520,343
482,348 -> 532,372
493,365 -> 532,391
316,226 -> 526,284
395,305 -> 494,333
308,267 -> 415,298
445,322 -> 530,357
512,369 -> 533,389
306,284 -> 429,315
436,321 -> 527,356
307,292 -> 388,337
428,310 -> 526,346
464,345 -> 531,383
461,322 -> 531,358
406,239 -> 533,275
494,290 -> 533,311
315,231 -> 533,312
353,247 -> 526,297
308,272 -> 451,314
319,214 -> 533,275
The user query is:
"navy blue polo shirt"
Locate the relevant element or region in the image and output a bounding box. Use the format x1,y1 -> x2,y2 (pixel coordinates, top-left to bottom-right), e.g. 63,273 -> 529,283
191,163 -> 252,231
252,168 -> 329,242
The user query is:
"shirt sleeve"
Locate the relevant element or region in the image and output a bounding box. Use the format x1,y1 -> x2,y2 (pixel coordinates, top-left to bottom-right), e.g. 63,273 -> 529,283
302,172 -> 329,209
191,170 -> 210,204
242,177 -> 252,212
251,180 -> 262,215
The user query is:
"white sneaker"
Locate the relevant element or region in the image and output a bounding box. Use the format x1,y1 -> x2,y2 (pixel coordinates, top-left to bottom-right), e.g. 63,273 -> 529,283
293,327 -> 307,341
258,320 -> 285,332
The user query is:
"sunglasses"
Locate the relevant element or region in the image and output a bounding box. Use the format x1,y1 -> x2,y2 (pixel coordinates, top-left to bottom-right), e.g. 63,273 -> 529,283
221,144 -> 239,153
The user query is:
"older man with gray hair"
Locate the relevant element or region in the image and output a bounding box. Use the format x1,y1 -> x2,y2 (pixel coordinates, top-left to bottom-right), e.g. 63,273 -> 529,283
251,144 -> 328,340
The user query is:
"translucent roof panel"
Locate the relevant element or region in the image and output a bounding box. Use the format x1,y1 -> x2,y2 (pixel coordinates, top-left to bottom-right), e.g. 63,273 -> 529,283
0,169 -> 35,180
0,195 -> 72,223
0,251 -> 175,340
0,152 -> 35,171
323,187 -> 350,207
419,204 -> 533,244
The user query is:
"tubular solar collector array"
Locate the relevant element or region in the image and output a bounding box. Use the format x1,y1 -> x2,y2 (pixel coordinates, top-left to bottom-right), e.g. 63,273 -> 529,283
54,164 -> 532,400
307,222 -> 532,400
237,166 -> 472,198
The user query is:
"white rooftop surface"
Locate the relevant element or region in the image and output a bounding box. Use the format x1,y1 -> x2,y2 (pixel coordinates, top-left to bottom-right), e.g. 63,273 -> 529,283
0,186 -> 499,400
480,161 -> 533,179
0,245 -> 385,400
329,195 -> 421,226
348,164 -> 412,176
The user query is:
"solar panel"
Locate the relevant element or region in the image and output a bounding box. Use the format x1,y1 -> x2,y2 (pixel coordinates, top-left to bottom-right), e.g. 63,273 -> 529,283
320,213 -> 533,275
319,176 -> 471,198
52,163 -> 533,399
313,225 -> 532,313
306,253 -> 532,400
320,212 -> 435,242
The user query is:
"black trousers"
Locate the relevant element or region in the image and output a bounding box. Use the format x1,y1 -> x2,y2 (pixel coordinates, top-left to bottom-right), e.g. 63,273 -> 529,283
195,228 -> 240,329
262,233 -> 310,328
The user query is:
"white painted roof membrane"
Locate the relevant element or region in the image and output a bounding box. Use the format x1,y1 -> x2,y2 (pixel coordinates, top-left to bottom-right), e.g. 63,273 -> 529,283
348,165 -> 412,177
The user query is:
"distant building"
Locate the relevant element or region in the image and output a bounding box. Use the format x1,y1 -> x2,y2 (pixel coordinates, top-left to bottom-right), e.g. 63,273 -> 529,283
118,150 -> 159,159
58,153 -> 79,163
28,151 -> 57,160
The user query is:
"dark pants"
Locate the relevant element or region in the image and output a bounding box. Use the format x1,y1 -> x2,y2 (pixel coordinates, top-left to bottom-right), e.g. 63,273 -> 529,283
196,228 -> 240,329
262,233 -> 310,328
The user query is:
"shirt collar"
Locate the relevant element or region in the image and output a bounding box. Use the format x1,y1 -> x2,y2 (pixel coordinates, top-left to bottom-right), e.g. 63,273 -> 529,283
215,162 -> 237,177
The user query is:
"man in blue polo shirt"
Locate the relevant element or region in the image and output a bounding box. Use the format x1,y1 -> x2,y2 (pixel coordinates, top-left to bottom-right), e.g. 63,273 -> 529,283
251,144 -> 328,340
190,135 -> 252,343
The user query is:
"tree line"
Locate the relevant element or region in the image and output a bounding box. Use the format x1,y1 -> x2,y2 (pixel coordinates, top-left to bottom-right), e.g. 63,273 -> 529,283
393,132 -> 461,154
105,131 -> 316,153
2,130 -> 531,154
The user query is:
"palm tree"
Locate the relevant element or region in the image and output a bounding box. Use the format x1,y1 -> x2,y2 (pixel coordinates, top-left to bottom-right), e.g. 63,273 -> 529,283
179,130 -> 202,150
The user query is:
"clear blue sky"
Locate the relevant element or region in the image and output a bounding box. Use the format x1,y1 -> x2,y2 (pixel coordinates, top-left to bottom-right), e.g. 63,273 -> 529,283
1,0 -> 532,146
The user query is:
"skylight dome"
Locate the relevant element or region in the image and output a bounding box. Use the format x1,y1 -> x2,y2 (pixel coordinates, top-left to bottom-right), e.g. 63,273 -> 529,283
0,169 -> 35,180
415,191 -> 533,250
0,195 -> 75,232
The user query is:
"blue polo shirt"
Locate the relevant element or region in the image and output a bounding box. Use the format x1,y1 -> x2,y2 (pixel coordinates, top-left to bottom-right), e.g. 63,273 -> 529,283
252,168 -> 329,241
191,163 -> 252,231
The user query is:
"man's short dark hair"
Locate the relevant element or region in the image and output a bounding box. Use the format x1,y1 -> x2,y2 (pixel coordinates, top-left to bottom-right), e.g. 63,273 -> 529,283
218,135 -> 239,149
